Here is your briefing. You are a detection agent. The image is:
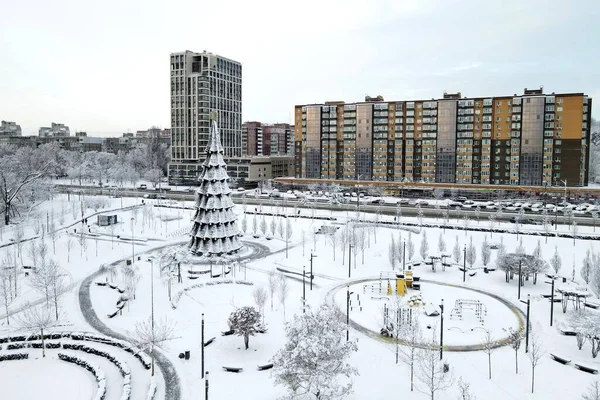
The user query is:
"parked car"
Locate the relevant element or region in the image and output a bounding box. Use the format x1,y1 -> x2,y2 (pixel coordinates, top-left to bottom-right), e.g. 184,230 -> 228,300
138,184 -> 147,190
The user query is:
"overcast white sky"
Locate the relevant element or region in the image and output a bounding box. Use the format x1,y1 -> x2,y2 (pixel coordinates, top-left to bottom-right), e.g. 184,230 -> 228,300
0,0 -> 598,136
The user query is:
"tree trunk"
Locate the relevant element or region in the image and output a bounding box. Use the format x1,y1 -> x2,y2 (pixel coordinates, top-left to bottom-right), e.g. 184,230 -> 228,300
488,354 -> 492,379
410,361 -> 414,391
41,328 -> 46,358
244,335 -> 249,350
515,350 -> 518,374
4,203 -> 10,225
531,367 -> 535,393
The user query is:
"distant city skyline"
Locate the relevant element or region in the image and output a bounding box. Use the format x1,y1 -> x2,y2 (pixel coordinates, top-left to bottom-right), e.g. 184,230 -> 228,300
1,0 -> 598,136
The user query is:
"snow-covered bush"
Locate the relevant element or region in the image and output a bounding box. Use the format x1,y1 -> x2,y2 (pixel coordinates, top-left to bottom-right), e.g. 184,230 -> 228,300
171,280 -> 254,309
146,376 -> 158,400
62,343 -> 131,377
58,353 -> 106,400
0,353 -> 28,361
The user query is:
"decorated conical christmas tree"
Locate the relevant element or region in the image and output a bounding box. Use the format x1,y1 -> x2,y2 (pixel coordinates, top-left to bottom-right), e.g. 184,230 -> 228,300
189,118 -> 242,256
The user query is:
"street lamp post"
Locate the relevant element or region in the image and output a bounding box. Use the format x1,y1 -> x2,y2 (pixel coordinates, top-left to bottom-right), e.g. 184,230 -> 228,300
439,299 -> 444,360
201,313 -> 205,378
131,217 -> 135,265
205,371 -> 209,400
347,243 -> 352,341
519,294 -> 531,353
545,279 -> 555,326
146,257 -> 155,375
518,260 -> 522,300
309,252 -> 317,290
302,265 -> 306,313
462,245 -> 467,283
403,241 -> 406,271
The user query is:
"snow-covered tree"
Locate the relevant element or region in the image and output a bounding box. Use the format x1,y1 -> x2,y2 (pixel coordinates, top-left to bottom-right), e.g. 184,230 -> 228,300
271,304 -> 358,400
437,232 -> 446,253
582,249 -> 593,285
407,233 -> 415,260
16,303 -> 59,358
278,274 -> 289,320
466,236 -> 476,269
533,240 -> 542,259
582,381 -> 600,400
528,333 -> 545,393
417,203 -> 424,231
496,253 -> 548,284
260,215 -> 267,237
542,209 -> 551,243
592,211 -> 600,233
420,231 -> 429,260
481,237 -> 491,267
398,311 -> 422,392
573,221 -> 579,245
329,230 -> 338,261
131,316 -> 176,376
0,265 -> 14,325
453,236 -> 461,264
516,237 -> 525,255
388,235 -> 397,270
416,334 -> 453,400
505,327 -> 522,374
462,216 -> 470,237
481,330 -> 496,379
252,213 -> 258,236
550,246 -> 562,275
228,306 -> 261,350
591,267 -> 600,299
268,270 -> 278,311
357,228 -> 367,265
457,377 -> 477,400
241,214 -> 247,234
252,286 -> 268,325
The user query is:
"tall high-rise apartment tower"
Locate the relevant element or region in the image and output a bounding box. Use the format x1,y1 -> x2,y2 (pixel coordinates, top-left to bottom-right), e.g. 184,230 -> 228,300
169,50 -> 242,185
295,89 -> 592,187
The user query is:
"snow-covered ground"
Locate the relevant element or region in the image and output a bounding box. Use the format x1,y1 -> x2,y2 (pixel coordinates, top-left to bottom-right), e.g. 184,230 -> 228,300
1,193 -> 600,399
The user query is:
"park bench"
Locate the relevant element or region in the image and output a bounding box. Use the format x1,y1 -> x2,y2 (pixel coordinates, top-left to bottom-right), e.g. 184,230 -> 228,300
585,302 -> 600,310
221,330 -> 235,336
412,283 -> 421,291
560,330 -> 577,336
95,282 -> 107,287
575,363 -> 598,374
550,354 -> 571,365
203,337 -> 216,347
222,366 -> 243,373
257,363 -> 274,371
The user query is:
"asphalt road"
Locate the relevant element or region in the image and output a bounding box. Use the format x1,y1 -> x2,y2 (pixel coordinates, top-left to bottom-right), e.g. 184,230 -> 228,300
55,184 -> 598,227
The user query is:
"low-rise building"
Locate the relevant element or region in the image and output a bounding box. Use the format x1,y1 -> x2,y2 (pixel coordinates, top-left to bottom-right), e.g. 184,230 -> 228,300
0,121 -> 22,136
39,122 -> 70,137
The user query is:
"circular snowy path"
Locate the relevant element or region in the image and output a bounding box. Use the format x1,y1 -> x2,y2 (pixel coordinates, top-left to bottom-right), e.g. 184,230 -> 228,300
325,276 -> 526,352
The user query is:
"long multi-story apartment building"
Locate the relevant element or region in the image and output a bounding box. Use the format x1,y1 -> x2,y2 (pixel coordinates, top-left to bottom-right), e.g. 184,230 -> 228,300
168,50 -> 242,185
0,121 -> 21,136
294,88 -> 592,186
39,122 -> 70,137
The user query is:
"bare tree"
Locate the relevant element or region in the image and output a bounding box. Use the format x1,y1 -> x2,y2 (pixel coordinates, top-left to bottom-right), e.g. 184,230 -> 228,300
505,327 -> 522,373
252,286 -> 268,324
0,156 -> 46,225
573,221 -> 579,246
457,377 -> 477,400
277,217 -> 284,238
252,213 -> 258,236
416,333 -> 453,400
48,260 -> 67,320
416,203 -> 424,231
329,231 -> 338,261
14,225 -> 24,265
357,227 -> 367,264
16,303 -> 59,357
528,333 -> 545,393
481,330 -> 496,379
268,270 -> 278,311
0,266 -> 14,325
582,249 -> 593,285
28,247 -> 53,307
301,229 -> 307,257
260,215 -> 267,237
488,214 -> 496,238
66,235 -> 73,263
462,216 -> 470,237
48,223 -> 57,254
278,274 -> 289,320
338,226 -> 348,264
241,214 -> 247,234
398,310 -> 422,392
269,216 -> 276,237
582,381 -> 600,400
130,316 -> 176,376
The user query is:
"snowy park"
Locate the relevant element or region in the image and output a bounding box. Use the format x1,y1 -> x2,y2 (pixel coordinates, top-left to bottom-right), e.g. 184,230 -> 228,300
2,122 -> 600,400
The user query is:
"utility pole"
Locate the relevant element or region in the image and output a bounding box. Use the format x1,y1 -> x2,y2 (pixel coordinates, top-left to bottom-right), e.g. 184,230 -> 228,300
347,243 -> 352,341
403,240 -> 406,271
131,217 -> 135,265
520,294 -> 531,352
309,252 -> 317,290
439,299 -> 444,360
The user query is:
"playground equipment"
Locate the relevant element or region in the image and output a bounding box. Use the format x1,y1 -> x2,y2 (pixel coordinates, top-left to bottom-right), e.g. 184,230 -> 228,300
381,305 -> 415,337
449,299 -> 487,324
